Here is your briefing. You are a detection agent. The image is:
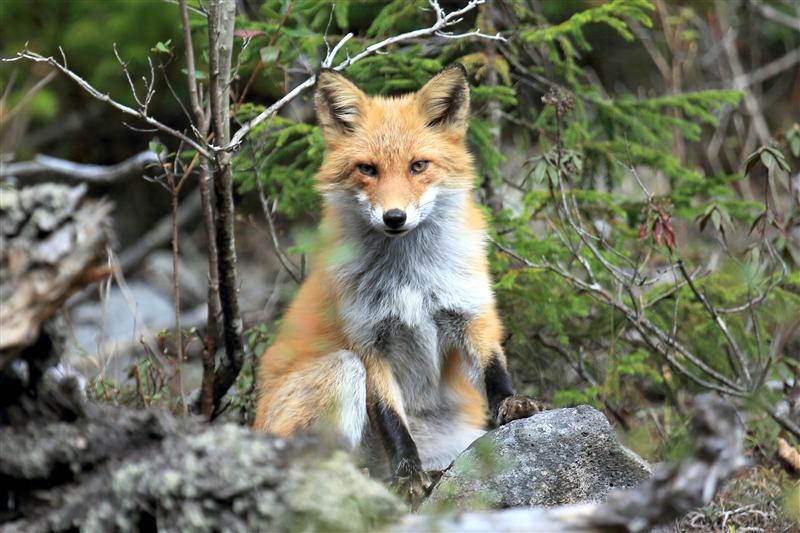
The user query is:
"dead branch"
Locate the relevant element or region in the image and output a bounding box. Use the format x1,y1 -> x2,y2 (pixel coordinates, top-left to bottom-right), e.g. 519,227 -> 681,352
1,150 -> 159,183
752,1 -> 800,32
117,190 -> 203,274
1,50 -> 211,159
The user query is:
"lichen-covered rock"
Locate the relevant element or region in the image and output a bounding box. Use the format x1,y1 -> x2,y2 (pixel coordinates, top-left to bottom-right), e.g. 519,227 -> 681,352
1,376 -> 403,533
425,405 -> 651,510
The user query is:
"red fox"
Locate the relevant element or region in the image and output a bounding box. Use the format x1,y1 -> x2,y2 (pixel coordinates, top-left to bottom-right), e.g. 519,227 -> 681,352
254,65 -> 539,500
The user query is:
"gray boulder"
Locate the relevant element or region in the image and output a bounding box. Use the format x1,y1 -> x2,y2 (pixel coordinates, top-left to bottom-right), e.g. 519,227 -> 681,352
426,405 -> 651,510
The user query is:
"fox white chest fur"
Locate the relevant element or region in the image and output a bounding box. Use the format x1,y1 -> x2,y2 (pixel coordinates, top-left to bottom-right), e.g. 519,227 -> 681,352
325,188 -> 490,468
327,188 -> 491,399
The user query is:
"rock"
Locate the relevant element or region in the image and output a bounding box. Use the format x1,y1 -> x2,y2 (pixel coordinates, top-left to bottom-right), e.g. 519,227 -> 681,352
68,281 -> 175,382
139,250 -> 207,308
425,405 -> 651,510
1,375 -> 403,532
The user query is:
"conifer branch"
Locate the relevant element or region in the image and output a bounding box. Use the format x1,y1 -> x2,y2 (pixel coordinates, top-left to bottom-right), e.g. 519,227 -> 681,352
221,0 -> 500,153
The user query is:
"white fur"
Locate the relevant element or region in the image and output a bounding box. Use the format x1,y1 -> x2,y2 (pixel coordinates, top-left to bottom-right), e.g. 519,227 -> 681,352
332,351 -> 368,449
325,187 -> 492,412
358,186 -> 441,236
418,425 -> 486,470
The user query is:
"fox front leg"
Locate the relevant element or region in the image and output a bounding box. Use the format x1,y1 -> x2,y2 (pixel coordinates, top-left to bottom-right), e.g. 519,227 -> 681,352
466,311 -> 541,426
364,358 -> 431,506
484,349 -> 541,426
369,401 -> 431,506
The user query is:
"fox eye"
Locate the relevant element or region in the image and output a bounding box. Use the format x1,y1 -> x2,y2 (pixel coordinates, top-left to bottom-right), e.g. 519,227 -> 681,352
410,160 -> 430,174
357,163 -> 378,177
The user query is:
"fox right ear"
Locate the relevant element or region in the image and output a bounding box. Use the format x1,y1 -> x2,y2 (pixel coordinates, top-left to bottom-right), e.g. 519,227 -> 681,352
315,69 -> 366,137
416,64 -> 470,132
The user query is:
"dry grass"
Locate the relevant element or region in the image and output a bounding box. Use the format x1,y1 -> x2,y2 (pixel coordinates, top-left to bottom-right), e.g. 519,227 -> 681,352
674,464 -> 798,532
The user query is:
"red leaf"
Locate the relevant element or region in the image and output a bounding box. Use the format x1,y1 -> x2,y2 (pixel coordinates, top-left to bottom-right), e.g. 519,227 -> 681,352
665,225 -> 675,251
652,219 -> 663,246
234,29 -> 266,38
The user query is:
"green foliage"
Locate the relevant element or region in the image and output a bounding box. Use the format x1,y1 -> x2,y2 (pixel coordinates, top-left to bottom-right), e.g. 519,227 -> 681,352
234,113 -> 325,218
521,0 -> 654,50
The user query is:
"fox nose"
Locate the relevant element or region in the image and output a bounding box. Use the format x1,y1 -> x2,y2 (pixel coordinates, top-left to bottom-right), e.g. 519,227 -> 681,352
383,209 -> 407,229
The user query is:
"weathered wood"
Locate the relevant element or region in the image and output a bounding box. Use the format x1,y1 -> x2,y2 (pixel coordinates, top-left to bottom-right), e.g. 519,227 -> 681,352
0,183 -> 111,361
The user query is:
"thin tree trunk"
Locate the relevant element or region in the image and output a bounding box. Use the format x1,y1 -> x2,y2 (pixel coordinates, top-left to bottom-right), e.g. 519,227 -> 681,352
199,164 -> 221,419
170,185 -> 187,414
207,0 -> 245,416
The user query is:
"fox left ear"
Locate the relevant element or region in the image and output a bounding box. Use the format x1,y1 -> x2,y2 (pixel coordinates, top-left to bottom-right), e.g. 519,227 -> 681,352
315,68 -> 367,138
416,64 -> 470,132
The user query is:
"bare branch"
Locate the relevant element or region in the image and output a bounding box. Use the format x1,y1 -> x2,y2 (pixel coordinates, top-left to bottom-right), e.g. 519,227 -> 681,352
676,259 -> 752,385
730,46 -> 800,89
221,0 -> 497,152
2,49 -> 211,159
752,0 -> 800,32
0,69 -> 57,126
491,237 -> 746,396
1,150 -> 159,183
254,171 -> 302,284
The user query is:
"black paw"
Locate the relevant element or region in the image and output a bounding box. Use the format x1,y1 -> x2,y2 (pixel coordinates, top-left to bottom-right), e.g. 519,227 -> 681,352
494,394 -> 541,426
390,466 -> 433,508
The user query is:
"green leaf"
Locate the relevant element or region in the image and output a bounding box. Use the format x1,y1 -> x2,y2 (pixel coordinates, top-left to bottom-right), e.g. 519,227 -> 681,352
334,1 -> 348,30
151,39 -> 172,54
760,150 -> 775,170
259,46 -> 280,64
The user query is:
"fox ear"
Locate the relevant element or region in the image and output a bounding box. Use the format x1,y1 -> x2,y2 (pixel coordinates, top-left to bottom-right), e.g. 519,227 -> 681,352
315,68 -> 366,137
416,64 -> 470,131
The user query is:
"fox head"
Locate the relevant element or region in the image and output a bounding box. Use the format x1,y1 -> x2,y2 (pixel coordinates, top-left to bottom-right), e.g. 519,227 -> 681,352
314,65 -> 475,237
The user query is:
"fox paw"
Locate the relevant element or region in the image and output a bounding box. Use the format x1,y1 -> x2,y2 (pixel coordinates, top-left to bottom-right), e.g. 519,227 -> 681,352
494,394 -> 541,426
391,468 -> 432,508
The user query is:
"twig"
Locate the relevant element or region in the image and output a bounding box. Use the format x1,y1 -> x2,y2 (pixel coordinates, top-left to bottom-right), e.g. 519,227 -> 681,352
250,143 -> 302,284
0,69 -> 57,125
2,49 -> 211,159
752,1 -> 800,32
179,0 -> 207,134
676,259 -> 752,386
491,237 -> 745,396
